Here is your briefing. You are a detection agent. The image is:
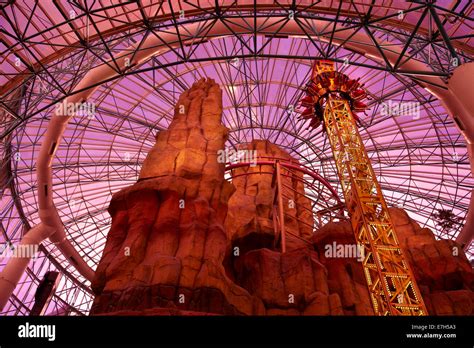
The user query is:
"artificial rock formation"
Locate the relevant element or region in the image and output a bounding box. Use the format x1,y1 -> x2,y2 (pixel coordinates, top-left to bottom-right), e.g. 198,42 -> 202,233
224,140 -> 330,315
91,79 -> 474,316
312,220 -> 373,315
91,78 -> 264,315
390,208 -> 474,315
225,140 -> 314,254
312,208 -> 474,315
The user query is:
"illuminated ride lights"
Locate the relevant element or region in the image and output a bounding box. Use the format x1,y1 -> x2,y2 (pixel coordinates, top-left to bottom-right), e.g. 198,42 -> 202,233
297,60 -> 427,316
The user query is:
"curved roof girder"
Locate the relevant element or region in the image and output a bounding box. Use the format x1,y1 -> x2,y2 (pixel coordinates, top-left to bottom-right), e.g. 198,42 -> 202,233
34,17 -> 473,279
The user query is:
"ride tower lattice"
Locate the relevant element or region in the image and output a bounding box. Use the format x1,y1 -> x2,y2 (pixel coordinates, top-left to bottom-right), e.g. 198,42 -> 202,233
298,60 -> 427,316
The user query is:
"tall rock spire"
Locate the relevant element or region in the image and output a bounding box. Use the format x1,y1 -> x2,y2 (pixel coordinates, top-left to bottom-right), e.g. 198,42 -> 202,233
90,78 -> 262,315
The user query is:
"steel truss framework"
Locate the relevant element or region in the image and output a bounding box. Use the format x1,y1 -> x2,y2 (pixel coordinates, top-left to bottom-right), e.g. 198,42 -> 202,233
316,57 -> 426,314
0,1 -> 473,315
325,97 -> 426,315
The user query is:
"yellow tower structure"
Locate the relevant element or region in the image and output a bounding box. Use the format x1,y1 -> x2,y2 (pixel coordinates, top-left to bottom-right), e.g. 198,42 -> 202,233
300,60 -> 427,315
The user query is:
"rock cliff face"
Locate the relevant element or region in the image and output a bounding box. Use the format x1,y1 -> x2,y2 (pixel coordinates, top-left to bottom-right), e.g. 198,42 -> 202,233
91,79 -> 473,316
312,208 -> 474,315
224,140 -> 314,255
223,140 -> 334,315
312,220 -> 373,315
390,208 -> 474,315
90,78 -> 263,315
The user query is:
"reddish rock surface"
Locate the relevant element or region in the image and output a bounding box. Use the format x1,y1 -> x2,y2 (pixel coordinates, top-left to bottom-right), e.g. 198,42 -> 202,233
91,79 -> 473,316
235,248 -> 331,315
390,208 -> 474,315
225,140 -> 314,254
312,220 -> 374,315
312,207 -> 474,315
223,140 -> 332,314
91,79 -> 264,315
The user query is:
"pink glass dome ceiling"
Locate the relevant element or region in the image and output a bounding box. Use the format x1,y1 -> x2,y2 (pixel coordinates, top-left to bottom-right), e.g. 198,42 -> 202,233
0,0 -> 473,315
